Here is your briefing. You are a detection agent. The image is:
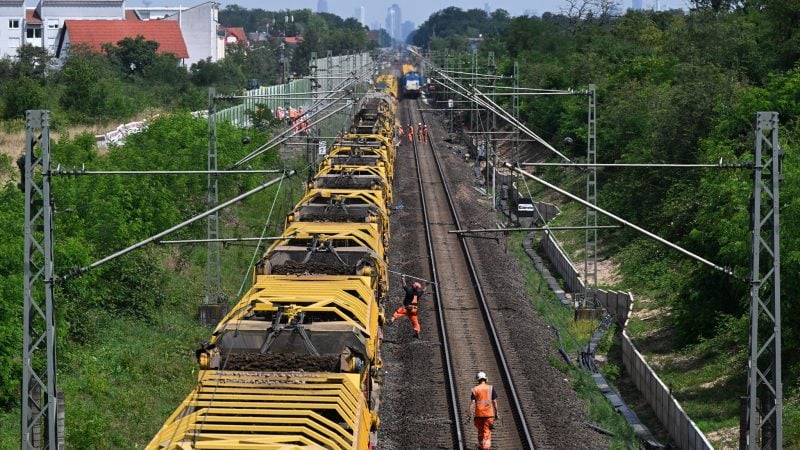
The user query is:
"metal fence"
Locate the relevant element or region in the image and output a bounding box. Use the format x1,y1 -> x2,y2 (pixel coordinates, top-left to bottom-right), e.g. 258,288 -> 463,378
540,230 -> 583,295
533,220 -> 713,449
215,78 -> 311,126
214,52 -> 373,127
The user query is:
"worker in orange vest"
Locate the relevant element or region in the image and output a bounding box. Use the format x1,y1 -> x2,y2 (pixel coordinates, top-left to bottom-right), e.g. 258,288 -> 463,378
421,124 -> 429,144
468,371 -> 499,450
407,123 -> 415,143
390,275 -> 426,338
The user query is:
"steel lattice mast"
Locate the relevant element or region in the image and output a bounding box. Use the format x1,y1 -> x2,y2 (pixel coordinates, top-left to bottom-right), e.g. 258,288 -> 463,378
22,110 -> 62,449
746,111 -> 782,449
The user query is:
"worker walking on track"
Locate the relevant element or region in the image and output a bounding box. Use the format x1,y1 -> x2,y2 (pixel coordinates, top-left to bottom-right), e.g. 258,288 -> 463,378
421,124 -> 429,144
468,371 -> 499,450
390,275 -> 426,338
407,123 -> 415,143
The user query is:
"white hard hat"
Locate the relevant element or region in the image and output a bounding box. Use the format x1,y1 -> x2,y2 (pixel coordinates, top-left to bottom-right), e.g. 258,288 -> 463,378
476,371 -> 487,381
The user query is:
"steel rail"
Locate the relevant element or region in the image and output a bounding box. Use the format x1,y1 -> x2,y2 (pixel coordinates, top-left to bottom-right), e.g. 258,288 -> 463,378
406,103 -> 465,450
415,100 -> 535,449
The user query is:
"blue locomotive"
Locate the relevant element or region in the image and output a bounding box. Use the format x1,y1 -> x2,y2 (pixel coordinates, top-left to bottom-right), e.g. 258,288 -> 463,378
401,64 -> 422,99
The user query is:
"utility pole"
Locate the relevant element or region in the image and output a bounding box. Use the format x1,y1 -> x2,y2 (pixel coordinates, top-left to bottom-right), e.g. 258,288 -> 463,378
487,51 -> 496,209
583,84 -> 597,308
471,49 -> 477,133
280,13 -> 293,84
308,52 -> 319,181
513,61 -> 519,164
201,88 -> 224,326
446,53 -> 453,134
22,110 -> 63,450
745,111 -> 783,450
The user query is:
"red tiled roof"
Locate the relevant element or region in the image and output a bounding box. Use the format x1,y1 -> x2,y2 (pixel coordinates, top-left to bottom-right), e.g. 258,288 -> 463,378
225,26 -> 247,45
283,36 -> 303,45
26,8 -> 42,25
64,19 -> 188,58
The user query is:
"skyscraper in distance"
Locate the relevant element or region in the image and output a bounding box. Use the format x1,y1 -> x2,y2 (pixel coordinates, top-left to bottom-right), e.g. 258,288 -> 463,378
385,4 -> 402,43
632,0 -> 642,9
317,0 -> 328,13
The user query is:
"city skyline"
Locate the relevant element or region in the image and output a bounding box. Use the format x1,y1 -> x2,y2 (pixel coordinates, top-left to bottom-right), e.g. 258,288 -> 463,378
122,0 -> 564,28
119,0 -> 687,31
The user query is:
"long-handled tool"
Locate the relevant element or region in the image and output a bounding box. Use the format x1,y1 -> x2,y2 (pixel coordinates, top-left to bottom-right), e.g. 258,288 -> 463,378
387,269 -> 437,285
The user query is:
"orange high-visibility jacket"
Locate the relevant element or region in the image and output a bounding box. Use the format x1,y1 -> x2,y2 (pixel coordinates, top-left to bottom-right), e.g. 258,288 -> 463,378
472,383 -> 495,418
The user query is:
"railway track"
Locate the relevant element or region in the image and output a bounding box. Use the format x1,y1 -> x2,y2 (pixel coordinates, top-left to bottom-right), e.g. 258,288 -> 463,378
406,99 -> 535,450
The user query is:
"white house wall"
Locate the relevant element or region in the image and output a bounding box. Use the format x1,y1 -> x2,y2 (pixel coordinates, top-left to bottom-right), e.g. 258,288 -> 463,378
39,1 -> 124,52
163,1 -> 219,67
0,1 -> 24,58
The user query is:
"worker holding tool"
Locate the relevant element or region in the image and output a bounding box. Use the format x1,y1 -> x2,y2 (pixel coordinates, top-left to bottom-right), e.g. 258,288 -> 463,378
389,274 -> 426,338
467,371 -> 498,450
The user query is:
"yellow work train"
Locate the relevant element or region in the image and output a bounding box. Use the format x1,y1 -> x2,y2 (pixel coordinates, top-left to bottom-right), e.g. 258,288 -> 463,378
147,73 -> 398,449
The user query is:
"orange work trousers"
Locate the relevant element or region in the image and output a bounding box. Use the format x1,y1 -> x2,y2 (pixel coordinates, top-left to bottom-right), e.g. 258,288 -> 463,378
392,306 -> 420,332
474,417 -> 494,449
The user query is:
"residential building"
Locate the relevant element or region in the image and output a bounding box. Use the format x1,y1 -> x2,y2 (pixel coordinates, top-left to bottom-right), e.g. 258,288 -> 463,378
38,0 -> 124,52
1,0 -> 221,67
1,0 -> 24,57
25,8 -> 43,48
220,25 -> 247,47
55,18 -> 188,64
161,2 -> 221,66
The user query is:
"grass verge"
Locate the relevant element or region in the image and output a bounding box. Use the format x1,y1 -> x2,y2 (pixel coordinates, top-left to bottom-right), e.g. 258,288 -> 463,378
508,231 -> 637,448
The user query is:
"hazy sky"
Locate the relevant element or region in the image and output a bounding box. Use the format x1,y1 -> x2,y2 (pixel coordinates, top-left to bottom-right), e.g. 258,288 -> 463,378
119,1 -> 678,29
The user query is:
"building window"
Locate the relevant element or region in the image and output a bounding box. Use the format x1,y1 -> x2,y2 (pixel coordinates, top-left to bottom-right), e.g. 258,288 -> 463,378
9,19 -> 20,29
47,19 -> 59,29
9,37 -> 21,49
27,28 -> 42,39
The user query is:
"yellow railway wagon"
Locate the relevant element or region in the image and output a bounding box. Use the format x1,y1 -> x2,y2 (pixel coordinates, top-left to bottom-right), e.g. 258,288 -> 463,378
149,69 -> 397,450
326,135 -> 395,174
312,165 -> 393,204
374,74 -> 398,98
287,189 -> 390,253
350,94 -> 397,138
148,371 -> 376,450
318,159 -> 393,186
202,275 -> 383,369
